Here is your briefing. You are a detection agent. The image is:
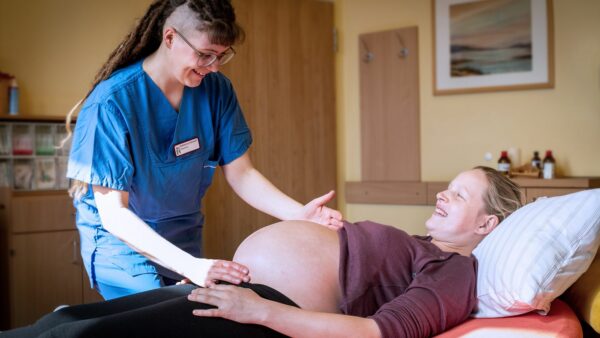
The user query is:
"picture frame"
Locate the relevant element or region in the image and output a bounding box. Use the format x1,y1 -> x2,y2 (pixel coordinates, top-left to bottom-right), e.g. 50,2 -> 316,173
433,0 -> 554,95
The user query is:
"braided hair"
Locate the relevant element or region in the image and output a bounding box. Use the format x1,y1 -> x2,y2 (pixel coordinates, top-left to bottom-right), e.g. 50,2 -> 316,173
65,0 -> 244,199
89,0 -> 243,93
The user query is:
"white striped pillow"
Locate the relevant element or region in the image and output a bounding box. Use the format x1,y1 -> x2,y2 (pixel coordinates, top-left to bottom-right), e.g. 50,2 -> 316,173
472,189 -> 600,318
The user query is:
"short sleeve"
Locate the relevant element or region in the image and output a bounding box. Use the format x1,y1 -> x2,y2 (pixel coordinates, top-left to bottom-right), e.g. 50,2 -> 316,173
214,77 -> 252,165
67,102 -> 133,191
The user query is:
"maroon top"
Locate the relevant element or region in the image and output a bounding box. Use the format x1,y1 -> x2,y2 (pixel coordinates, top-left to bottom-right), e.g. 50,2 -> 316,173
338,221 -> 478,338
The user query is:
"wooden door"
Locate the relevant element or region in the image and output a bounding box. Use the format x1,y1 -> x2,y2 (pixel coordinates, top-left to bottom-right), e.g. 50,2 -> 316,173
203,0 -> 337,259
9,230 -> 83,327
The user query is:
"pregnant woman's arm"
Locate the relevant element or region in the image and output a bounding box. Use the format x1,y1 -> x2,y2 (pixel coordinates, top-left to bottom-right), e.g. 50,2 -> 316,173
188,285 -> 381,338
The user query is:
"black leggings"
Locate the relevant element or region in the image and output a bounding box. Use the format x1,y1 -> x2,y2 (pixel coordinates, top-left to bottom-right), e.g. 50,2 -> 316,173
1,283 -> 298,338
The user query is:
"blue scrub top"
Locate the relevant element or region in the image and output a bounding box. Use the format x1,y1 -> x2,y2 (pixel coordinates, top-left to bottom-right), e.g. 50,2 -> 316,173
67,59 -> 252,281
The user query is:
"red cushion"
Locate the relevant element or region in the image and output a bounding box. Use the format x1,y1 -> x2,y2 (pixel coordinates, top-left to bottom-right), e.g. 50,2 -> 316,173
436,299 -> 583,338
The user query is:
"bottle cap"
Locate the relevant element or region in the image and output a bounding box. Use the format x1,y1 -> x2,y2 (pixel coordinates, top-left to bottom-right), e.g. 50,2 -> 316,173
501,150 -> 508,156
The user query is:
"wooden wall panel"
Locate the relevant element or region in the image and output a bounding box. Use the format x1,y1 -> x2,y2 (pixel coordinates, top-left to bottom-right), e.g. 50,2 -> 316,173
203,0 -> 337,259
359,27 -> 420,181
346,181 -> 427,205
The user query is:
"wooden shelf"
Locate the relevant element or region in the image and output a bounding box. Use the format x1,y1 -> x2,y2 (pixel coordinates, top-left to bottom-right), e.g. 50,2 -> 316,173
511,177 -> 600,188
0,115 -> 68,123
345,181 -> 447,206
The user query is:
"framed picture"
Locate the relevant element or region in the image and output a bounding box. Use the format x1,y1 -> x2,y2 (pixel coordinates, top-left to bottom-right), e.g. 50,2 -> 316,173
433,0 -> 554,95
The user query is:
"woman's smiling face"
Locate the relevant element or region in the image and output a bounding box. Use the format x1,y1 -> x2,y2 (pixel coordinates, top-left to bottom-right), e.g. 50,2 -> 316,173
168,28 -> 231,87
425,169 -> 490,247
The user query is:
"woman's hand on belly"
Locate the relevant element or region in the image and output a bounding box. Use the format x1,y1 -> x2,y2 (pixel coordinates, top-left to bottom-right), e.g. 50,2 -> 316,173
188,285 -> 267,323
203,260 -> 252,287
189,284 -> 382,338
182,259 -> 251,287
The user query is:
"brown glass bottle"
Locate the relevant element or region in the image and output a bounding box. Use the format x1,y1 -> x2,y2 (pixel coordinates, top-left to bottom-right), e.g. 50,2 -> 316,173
531,151 -> 542,170
542,150 -> 556,179
497,150 -> 511,176
531,151 -> 542,177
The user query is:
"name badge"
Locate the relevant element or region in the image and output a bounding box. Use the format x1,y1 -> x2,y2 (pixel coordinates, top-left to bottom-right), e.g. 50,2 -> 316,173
174,138 -> 200,157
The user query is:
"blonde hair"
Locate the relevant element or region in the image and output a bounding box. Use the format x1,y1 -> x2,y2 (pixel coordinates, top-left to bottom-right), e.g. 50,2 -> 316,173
56,99 -> 88,200
474,166 -> 522,223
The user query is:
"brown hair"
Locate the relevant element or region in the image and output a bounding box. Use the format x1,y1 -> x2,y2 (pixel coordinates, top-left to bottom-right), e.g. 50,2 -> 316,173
64,0 -> 244,199
474,166 -> 522,223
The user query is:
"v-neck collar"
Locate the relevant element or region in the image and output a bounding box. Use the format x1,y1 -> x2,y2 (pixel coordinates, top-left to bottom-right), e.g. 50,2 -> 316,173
139,59 -> 186,115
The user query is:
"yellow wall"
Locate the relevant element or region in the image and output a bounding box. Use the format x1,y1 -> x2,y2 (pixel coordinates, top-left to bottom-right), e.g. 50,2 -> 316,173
0,0 -> 152,117
335,0 -> 600,234
1,1 -> 598,235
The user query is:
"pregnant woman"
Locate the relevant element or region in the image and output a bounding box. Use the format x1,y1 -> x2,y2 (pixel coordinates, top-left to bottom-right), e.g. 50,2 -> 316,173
1,166 -> 521,338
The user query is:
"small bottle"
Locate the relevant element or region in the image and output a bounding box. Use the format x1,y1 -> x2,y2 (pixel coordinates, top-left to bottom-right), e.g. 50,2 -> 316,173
531,151 -> 541,170
8,78 -> 19,115
542,150 -> 555,179
497,150 -> 511,176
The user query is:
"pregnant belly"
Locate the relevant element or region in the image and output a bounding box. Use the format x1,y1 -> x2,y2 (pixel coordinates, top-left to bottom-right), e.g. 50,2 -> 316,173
233,221 -> 341,313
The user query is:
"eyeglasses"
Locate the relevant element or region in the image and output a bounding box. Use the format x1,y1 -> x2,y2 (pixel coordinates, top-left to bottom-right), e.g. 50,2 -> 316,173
172,28 -> 236,67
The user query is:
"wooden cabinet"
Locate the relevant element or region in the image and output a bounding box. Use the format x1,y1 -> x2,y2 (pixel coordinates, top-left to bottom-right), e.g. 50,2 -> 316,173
0,116 -> 103,330
0,182 -> 102,330
9,230 -> 83,328
511,177 -> 600,204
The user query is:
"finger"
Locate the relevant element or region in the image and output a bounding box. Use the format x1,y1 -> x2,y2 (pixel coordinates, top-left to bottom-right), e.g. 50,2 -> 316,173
215,260 -> 250,275
176,278 -> 191,285
190,286 -> 225,297
208,284 -> 236,291
190,287 -> 203,294
326,222 -> 343,230
329,217 -> 344,228
210,265 -> 248,278
189,284 -> 234,298
308,190 -> 335,207
329,208 -> 343,221
208,266 -> 251,283
188,292 -> 222,306
209,265 -> 245,278
192,309 -> 222,317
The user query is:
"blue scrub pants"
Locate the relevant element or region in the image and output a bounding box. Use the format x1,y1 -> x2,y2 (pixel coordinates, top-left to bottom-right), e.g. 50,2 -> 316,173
92,257 -> 178,300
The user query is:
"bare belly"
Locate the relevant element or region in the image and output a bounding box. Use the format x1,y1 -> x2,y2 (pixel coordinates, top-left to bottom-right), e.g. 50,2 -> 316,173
233,221 -> 341,313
